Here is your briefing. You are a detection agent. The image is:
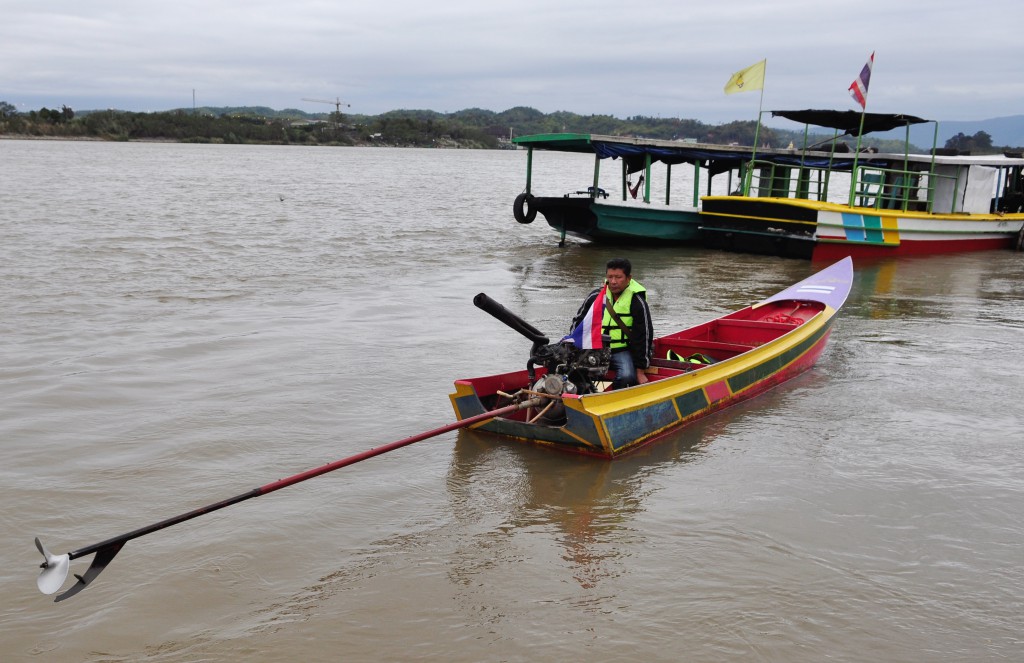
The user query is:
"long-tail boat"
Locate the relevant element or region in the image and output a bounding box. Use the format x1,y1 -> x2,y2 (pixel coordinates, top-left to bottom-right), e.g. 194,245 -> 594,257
449,257 -> 852,458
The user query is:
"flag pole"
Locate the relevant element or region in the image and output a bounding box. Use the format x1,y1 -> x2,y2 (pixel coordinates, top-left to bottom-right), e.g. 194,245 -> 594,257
848,105 -> 868,206
745,61 -> 767,195
847,52 -> 873,206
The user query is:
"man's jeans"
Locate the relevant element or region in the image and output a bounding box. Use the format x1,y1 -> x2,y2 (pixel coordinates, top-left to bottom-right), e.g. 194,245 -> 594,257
609,350 -> 637,389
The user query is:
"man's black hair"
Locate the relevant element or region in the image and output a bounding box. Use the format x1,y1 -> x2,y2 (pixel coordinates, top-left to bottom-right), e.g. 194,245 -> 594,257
606,257 -> 632,276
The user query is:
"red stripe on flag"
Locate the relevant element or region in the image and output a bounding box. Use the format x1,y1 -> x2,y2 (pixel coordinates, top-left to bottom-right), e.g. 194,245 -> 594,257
589,284 -> 607,347
848,51 -> 874,110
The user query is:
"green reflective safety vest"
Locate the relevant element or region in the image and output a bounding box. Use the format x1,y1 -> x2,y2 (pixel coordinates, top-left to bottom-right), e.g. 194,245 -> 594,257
603,279 -> 646,351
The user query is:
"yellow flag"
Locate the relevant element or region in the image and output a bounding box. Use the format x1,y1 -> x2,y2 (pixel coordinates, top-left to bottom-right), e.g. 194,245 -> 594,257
724,59 -> 766,94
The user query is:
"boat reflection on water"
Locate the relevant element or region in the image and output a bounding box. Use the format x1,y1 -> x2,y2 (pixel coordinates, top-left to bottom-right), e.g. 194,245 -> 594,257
445,413 -> 734,590
848,252 -> 1021,323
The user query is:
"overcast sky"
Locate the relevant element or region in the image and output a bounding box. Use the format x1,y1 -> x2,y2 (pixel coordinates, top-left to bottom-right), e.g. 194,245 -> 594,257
4,0 -> 1023,126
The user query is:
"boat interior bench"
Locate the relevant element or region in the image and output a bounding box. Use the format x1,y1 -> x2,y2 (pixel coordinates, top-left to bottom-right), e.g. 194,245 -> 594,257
648,318 -> 802,377
652,338 -> 754,365
647,357 -> 707,375
646,343 -> 739,378
713,318 -> 802,343
658,318 -> 796,350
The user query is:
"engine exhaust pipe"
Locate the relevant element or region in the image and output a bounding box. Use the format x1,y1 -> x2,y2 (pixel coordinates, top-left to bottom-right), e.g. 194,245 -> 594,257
473,293 -> 550,347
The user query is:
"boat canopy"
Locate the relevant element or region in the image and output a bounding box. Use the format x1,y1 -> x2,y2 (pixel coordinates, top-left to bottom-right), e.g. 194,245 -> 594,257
593,141 -> 753,174
512,132 -> 842,174
770,110 -> 930,136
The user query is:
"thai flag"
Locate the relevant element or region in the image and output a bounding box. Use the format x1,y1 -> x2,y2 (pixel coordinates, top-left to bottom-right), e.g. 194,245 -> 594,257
848,51 -> 874,110
562,285 -> 606,349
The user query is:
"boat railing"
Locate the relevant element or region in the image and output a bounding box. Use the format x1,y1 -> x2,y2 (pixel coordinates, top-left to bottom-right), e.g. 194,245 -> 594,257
851,165 -> 958,214
744,160 -> 836,203
744,159 -> 963,214
850,166 -> 921,212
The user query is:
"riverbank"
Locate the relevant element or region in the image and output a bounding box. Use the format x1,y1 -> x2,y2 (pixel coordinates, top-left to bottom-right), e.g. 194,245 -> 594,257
0,133 -> 499,148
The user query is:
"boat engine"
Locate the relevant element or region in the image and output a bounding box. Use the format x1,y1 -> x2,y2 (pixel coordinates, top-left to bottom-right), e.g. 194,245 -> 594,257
526,340 -> 610,395
473,293 -> 612,420
524,342 -> 610,424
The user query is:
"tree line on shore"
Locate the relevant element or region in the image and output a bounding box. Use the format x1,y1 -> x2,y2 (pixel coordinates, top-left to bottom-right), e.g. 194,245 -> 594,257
0,101 -> 776,148
0,100 -> 1007,154
0,101 -> 774,148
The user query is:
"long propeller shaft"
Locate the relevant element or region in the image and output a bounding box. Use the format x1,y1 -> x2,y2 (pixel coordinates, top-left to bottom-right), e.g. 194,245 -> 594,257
36,398 -> 540,602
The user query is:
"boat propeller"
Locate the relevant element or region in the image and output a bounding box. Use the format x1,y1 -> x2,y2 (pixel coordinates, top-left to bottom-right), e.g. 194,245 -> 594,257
35,537 -> 70,595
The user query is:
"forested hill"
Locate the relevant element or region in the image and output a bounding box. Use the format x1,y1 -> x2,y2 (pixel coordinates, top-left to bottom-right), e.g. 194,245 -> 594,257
3,100 -> 1021,152
136,105 -> 925,150
1,103 -> 778,148
111,104 -> 767,144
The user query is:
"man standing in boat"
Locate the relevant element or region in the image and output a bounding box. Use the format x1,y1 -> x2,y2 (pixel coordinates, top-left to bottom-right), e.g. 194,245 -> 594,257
571,258 -> 653,389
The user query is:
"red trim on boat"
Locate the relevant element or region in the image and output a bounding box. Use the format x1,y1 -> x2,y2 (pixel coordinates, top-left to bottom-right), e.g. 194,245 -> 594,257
813,236 -> 1013,261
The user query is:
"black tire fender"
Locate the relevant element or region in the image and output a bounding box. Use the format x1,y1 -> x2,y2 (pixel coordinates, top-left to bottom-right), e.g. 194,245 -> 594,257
513,193 -> 537,224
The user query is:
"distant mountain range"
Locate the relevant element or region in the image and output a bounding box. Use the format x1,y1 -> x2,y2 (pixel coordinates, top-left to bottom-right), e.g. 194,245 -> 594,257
874,115 -> 1024,149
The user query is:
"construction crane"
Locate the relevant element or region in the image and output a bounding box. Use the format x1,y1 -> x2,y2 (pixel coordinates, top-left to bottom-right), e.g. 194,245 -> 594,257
302,97 -> 351,114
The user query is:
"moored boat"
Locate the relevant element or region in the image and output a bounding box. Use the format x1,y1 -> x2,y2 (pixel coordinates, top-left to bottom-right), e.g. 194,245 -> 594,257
510,133 -> 779,245
700,110 -> 1024,260
449,257 -> 852,458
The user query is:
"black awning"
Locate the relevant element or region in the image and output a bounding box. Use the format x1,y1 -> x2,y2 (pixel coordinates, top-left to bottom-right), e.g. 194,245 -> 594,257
770,110 -> 930,136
